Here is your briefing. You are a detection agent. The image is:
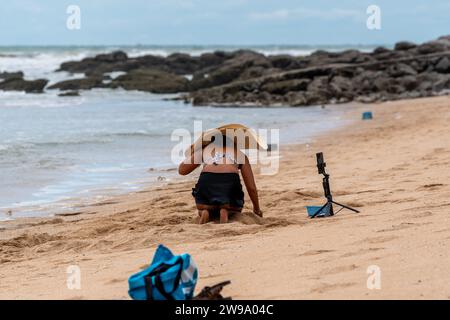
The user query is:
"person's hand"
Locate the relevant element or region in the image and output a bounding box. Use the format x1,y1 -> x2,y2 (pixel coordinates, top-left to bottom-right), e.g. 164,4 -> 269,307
253,209 -> 263,217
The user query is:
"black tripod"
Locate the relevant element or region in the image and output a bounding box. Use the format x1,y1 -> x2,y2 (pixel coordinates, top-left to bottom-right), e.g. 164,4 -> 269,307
311,153 -> 360,218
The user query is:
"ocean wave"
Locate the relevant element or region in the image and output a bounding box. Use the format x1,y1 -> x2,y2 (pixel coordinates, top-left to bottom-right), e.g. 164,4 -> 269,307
0,142 -> 32,155
30,138 -> 114,148
0,90 -> 85,108
0,139 -> 108,156
104,130 -> 168,138
0,130 -> 167,155
27,132 -> 165,147
83,166 -> 129,173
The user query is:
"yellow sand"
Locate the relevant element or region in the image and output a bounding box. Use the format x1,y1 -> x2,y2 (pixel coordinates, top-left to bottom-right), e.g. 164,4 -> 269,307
1,96 -> 450,299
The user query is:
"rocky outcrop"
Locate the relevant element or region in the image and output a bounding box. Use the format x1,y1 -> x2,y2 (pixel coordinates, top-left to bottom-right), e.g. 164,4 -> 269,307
57,50 -> 230,76
189,50 -> 273,90
51,50 -> 272,94
0,72 -> 48,93
435,57 -> 450,73
0,71 -> 25,80
189,49 -> 450,106
188,35 -> 450,106
109,69 -> 189,93
394,41 -> 417,51
48,35 -> 450,105
48,76 -> 104,91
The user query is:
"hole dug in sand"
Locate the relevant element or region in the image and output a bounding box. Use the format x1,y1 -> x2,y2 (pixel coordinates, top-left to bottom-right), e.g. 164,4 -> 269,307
192,212 -> 264,225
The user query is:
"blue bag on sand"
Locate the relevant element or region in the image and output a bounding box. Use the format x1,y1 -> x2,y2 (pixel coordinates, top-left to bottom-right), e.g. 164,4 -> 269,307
128,244 -> 198,300
362,111 -> 373,120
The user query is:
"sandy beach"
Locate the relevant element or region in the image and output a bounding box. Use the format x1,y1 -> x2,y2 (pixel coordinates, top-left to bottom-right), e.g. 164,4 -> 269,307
1,95 -> 450,299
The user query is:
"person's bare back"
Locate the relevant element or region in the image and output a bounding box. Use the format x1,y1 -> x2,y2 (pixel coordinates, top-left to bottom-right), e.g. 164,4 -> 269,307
178,136 -> 262,224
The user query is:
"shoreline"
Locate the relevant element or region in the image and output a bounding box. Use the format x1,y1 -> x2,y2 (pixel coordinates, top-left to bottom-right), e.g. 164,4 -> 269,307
0,166 -> 181,222
1,95 -> 450,299
1,100 -> 354,222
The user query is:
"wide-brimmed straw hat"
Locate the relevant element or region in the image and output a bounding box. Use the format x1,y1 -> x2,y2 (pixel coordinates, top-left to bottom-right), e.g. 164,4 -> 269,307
185,123 -> 268,157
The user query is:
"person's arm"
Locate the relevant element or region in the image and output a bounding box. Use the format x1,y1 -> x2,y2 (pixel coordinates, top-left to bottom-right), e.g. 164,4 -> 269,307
240,155 -> 262,217
178,151 -> 201,175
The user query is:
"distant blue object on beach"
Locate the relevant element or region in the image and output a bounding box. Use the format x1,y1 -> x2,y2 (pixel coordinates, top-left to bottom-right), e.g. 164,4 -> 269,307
306,205 -> 330,217
362,111 -> 373,120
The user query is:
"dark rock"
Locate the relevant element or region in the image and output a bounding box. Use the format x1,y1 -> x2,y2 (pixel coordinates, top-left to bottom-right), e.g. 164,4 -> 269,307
57,51 -> 129,76
198,51 -> 230,68
0,77 -> 48,93
415,72 -> 449,92
372,76 -> 391,92
285,92 -> 308,106
94,50 -> 128,62
127,55 -> 167,72
109,69 -> 188,93
435,57 -> 450,73
307,76 -> 329,91
304,90 -> 329,105
387,63 -> 417,77
372,50 -> 410,61
373,47 -> 390,54
48,76 -> 103,91
59,59 -> 98,74
165,53 -> 201,74
304,76 -> 332,104
431,74 -> 450,92
51,34 -> 450,106
310,50 -> 331,58
192,94 -> 209,106
239,66 -> 274,81
261,79 -> 310,95
409,60 -> 428,73
59,53 -> 152,75
333,50 -> 373,64
394,41 -> 417,51
305,49 -> 373,66
268,54 -> 303,69
397,75 -> 419,91
329,76 -> 354,98
57,50 -> 232,77
0,71 -> 24,80
189,51 -> 271,90
417,40 -> 450,54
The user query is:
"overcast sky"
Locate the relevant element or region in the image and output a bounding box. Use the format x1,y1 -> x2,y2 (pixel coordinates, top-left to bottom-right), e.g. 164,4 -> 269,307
0,0 -> 449,46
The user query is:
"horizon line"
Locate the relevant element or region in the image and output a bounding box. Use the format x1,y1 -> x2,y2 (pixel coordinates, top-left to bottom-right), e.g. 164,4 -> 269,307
0,43 -> 392,48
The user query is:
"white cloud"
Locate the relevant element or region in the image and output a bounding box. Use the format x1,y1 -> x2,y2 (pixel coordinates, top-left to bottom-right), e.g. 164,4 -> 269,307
249,7 -> 363,22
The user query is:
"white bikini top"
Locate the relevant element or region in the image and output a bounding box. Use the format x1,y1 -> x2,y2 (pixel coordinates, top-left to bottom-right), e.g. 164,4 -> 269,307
204,152 -> 238,166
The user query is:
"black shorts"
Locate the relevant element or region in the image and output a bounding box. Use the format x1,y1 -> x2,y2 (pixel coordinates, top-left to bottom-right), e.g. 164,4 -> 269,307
192,172 -> 244,208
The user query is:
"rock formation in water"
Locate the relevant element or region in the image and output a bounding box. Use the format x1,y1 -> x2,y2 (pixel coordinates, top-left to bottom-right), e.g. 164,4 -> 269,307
0,72 -> 48,93
6,36 -> 450,105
